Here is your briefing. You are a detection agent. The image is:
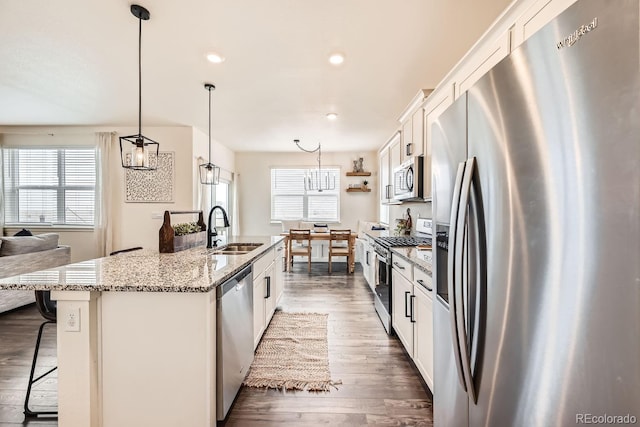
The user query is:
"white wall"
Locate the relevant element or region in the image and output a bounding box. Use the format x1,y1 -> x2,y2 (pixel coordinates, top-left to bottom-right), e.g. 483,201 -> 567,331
1,126 -> 235,261
236,151 -> 379,236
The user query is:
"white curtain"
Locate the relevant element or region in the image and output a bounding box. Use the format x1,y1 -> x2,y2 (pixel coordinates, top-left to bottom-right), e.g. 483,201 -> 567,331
95,132 -> 114,257
232,172 -> 240,236
0,145 -> 4,236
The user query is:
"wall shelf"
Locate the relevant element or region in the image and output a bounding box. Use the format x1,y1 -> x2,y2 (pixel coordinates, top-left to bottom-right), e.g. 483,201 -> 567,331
346,171 -> 371,176
346,188 -> 372,193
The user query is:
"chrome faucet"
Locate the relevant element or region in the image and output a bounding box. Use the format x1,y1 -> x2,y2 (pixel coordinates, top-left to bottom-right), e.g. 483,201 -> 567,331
207,205 -> 230,248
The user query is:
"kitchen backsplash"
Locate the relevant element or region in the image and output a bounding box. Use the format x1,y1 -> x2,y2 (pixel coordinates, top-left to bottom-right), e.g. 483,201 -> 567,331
389,201 -> 432,234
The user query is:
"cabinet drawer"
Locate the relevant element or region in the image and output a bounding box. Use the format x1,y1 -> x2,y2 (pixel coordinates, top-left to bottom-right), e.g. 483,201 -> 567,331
253,248 -> 274,277
414,267 -> 433,294
391,254 -> 412,282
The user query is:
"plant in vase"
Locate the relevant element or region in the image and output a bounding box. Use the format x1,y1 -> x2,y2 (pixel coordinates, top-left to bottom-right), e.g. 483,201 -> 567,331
362,180 -> 369,190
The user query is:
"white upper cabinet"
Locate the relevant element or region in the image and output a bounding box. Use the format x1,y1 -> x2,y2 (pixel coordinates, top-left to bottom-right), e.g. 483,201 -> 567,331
512,0 -> 577,48
455,29 -> 511,99
398,89 -> 433,163
380,145 -> 391,204
423,86 -> 454,200
389,132 -> 402,175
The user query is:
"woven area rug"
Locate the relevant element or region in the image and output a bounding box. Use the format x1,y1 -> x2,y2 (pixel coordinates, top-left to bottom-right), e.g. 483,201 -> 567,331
243,312 -> 341,391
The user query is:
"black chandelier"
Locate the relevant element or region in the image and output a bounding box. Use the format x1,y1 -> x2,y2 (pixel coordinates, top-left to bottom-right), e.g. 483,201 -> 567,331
199,83 -> 221,185
119,4 -> 159,171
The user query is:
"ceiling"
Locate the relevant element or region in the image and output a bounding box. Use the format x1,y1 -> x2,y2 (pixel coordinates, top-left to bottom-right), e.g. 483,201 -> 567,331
0,0 -> 510,152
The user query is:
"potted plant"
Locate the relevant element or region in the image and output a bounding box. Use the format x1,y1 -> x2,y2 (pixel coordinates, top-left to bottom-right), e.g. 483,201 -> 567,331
362,180 -> 369,190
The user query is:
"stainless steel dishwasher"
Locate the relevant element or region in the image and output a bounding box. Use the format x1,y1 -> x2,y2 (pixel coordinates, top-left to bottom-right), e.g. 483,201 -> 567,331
216,265 -> 253,420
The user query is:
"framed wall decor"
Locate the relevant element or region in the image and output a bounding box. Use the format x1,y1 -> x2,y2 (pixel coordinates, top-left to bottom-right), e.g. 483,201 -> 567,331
125,151 -> 175,203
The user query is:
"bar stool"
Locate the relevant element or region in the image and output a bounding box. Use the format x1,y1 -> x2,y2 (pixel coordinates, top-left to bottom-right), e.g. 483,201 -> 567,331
289,229 -> 312,273
23,291 -> 58,418
328,230 -> 351,273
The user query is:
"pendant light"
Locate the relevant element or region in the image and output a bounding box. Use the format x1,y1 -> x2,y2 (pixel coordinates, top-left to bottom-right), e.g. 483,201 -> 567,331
199,83 -> 221,185
294,139 -> 336,192
119,4 -> 160,171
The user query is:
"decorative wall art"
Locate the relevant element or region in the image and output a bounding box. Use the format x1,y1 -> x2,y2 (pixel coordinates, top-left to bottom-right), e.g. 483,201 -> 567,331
125,151 -> 175,203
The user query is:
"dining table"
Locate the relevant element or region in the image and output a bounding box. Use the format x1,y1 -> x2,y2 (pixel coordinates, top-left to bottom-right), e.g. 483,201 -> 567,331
280,231 -> 358,273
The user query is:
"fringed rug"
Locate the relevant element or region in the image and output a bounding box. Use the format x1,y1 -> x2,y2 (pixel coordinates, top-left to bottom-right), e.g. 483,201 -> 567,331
243,312 -> 341,392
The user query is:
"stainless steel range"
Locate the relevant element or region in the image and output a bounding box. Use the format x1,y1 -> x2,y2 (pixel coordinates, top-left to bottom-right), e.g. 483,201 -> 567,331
372,218 -> 432,334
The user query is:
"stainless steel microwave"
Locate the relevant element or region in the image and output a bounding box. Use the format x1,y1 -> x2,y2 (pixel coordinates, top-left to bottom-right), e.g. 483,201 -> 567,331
393,156 -> 424,201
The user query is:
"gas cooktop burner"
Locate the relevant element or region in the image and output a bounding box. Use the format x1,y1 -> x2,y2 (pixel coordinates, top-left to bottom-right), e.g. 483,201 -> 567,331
374,236 -> 432,249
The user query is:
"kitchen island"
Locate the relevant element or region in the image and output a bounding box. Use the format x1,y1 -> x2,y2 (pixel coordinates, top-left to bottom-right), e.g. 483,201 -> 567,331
0,236 -> 285,427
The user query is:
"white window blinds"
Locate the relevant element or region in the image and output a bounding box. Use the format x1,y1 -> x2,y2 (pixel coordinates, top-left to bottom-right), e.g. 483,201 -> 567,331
3,147 -> 97,226
271,167 -> 340,222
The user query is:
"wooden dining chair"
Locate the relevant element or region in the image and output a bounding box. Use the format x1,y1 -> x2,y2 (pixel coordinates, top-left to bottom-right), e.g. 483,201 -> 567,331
328,229 -> 351,273
289,229 -> 312,273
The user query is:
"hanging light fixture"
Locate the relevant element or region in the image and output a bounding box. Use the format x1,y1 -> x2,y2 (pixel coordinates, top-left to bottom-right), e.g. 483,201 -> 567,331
119,4 -> 160,171
294,139 -> 336,192
199,83 -> 221,185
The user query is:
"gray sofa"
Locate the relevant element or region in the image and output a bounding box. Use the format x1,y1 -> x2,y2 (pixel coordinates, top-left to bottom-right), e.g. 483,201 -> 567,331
0,239 -> 71,314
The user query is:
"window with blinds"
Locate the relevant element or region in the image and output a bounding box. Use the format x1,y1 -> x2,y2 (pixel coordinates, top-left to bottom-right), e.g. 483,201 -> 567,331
3,147 -> 97,226
270,167 -> 340,222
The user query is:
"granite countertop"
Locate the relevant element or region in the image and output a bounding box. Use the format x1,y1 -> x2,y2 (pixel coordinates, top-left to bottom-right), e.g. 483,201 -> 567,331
362,229 -> 392,239
391,247 -> 433,275
0,236 -> 285,293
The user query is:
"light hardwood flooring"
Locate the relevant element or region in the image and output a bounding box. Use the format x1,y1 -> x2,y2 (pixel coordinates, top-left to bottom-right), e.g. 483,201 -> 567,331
225,262 -> 433,426
0,262 -> 432,426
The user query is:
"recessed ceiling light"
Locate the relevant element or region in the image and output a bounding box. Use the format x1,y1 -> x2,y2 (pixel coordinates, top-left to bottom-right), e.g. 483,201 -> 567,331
206,52 -> 225,63
326,112 -> 338,120
328,53 -> 345,65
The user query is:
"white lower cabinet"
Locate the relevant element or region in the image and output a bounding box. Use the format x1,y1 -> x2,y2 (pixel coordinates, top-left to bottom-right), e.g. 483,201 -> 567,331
392,258 -> 434,392
252,247 -> 280,349
413,281 -> 434,391
392,269 -> 414,355
363,239 -> 375,291
274,242 -> 285,304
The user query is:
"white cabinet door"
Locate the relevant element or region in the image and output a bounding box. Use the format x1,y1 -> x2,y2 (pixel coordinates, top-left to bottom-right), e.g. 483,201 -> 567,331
401,119 -> 412,164
389,133 -> 402,172
512,0 -> 577,48
363,241 -> 372,288
455,30 -> 510,99
379,147 -> 391,204
424,88 -> 454,200
413,283 -> 434,391
264,261 -> 277,324
392,269 -> 414,355
274,243 -> 285,304
253,271 -> 266,349
410,107 -> 425,158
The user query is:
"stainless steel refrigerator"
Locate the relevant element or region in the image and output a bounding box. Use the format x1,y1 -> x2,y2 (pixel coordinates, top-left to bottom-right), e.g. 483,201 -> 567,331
432,0 -> 640,426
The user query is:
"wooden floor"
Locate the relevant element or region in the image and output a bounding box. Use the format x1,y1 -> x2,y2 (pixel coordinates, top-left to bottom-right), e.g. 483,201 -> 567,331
225,262 -> 433,426
0,304 -> 58,426
0,262 -> 432,426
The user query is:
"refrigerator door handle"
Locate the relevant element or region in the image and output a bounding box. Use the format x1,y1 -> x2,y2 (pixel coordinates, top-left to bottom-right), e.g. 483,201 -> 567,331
448,161 -> 467,391
455,157 -> 478,403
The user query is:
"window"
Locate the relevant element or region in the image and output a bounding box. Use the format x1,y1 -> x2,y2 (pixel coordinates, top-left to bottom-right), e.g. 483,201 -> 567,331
270,167 -> 340,222
3,147 -> 97,226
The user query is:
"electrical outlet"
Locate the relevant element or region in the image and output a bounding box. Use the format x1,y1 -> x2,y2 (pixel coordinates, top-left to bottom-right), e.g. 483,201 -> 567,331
65,307 -> 81,332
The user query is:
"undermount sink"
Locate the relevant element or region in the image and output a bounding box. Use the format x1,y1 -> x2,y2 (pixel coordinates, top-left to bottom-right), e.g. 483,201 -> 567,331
211,243 -> 262,255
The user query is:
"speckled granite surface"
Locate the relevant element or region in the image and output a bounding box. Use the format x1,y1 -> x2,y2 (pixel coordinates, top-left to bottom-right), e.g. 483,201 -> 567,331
0,236 -> 285,293
391,247 -> 433,275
